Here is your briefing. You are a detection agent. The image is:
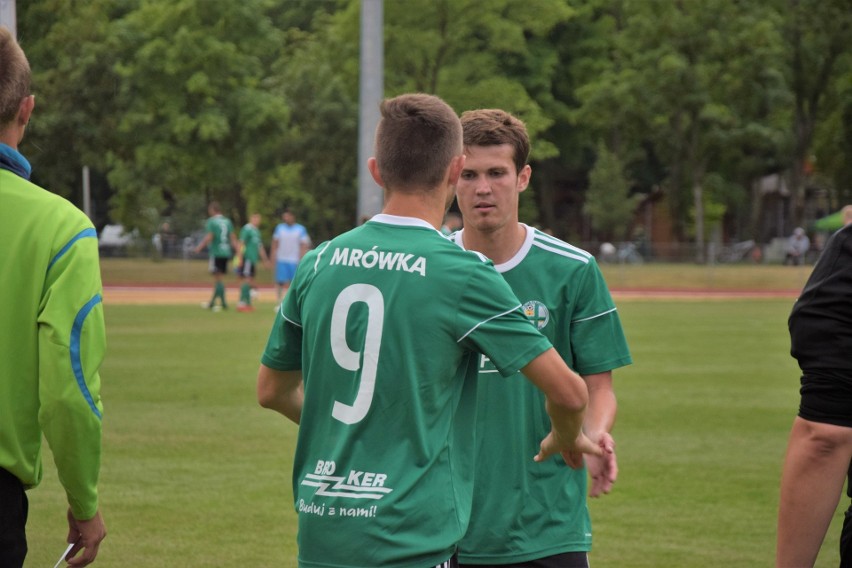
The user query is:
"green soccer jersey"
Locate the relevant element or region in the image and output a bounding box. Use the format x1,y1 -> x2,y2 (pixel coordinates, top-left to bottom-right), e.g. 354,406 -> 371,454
452,225 -> 632,564
261,214 -> 553,568
0,166 -> 105,521
205,214 -> 235,258
239,223 -> 262,262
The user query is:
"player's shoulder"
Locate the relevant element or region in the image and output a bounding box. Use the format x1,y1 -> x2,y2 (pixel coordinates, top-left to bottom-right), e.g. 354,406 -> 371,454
3,176 -> 97,253
9,175 -> 92,227
528,227 -> 595,265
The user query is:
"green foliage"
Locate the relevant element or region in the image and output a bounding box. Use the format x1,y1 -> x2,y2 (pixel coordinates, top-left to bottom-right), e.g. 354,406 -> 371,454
687,173 -> 729,242
20,0 -> 135,203
15,0 -> 852,247
384,0 -> 573,162
518,183 -> 539,228
106,0 -> 295,233
272,13 -> 360,241
585,141 -> 639,241
571,0 -> 790,246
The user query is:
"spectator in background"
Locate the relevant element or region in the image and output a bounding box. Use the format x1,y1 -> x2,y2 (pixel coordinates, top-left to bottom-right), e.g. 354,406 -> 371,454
0,26 -> 107,566
784,227 -> 810,266
158,221 -> 175,257
271,208 -> 311,308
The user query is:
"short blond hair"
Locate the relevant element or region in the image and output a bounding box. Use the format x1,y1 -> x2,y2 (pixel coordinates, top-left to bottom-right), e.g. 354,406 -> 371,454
843,205 -> 852,227
0,27 -> 31,128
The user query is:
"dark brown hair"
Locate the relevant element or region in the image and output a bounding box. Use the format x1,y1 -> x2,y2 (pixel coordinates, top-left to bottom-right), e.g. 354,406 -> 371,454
460,109 -> 530,174
374,93 -> 462,192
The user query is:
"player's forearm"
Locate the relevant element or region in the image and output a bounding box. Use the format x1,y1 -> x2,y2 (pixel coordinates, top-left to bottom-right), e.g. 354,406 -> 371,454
259,387 -> 303,423
522,349 -> 588,434
545,396 -> 587,446
194,234 -> 212,253
257,365 -> 303,424
583,372 -> 617,441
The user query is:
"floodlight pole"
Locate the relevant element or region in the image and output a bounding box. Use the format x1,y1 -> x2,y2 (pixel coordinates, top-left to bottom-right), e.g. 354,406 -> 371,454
0,0 -> 16,39
82,166 -> 92,220
356,0 -> 384,224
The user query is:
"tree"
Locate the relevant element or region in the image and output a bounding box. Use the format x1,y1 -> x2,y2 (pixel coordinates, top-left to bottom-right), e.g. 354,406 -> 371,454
103,0 -> 295,235
19,0 -> 137,228
18,0 -> 852,250
585,141 -> 639,241
572,0 -> 788,260
269,7 -> 360,241
784,0 -> 852,224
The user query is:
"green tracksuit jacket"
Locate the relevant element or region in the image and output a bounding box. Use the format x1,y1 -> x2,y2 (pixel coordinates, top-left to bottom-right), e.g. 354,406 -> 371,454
0,153 -> 105,520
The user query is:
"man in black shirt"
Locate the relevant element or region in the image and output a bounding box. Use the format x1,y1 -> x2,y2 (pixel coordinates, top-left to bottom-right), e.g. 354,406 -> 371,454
777,221 -> 852,567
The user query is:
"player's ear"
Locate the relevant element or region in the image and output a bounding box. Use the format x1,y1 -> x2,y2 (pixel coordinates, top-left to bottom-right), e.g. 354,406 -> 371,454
367,157 -> 385,188
18,95 -> 34,126
446,154 -> 466,186
517,164 -> 531,194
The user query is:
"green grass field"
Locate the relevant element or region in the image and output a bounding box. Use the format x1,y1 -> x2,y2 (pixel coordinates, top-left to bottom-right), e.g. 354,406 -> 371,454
22,272 -> 845,566
99,257 -> 816,292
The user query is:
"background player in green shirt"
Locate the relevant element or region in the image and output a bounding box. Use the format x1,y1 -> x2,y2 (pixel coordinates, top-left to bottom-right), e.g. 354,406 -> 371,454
194,201 -> 239,310
452,109 -> 632,568
0,27 -> 107,566
256,93 -> 602,568
236,212 -> 271,312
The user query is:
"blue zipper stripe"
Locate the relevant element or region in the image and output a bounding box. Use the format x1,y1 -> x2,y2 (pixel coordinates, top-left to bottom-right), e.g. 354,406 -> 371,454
48,228 -> 97,272
70,294 -> 103,419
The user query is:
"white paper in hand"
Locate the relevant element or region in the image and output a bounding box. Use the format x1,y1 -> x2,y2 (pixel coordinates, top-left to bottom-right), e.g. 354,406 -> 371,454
52,542 -> 75,568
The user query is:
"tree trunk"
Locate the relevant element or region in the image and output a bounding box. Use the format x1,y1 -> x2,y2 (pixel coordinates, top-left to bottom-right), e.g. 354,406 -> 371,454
789,112 -> 812,228
693,179 -> 705,264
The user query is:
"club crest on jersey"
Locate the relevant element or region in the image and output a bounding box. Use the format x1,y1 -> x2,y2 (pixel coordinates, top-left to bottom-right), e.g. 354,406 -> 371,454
523,301 -> 550,329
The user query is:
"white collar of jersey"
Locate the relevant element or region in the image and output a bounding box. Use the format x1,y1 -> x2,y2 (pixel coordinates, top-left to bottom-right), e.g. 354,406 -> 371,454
368,214 -> 439,231
454,224 -> 534,273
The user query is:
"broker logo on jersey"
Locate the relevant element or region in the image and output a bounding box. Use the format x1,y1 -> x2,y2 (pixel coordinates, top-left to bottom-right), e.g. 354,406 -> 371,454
522,300 -> 550,330
301,460 -> 393,500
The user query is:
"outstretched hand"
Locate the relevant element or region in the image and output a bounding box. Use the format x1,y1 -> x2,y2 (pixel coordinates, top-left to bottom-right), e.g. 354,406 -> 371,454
586,432 -> 617,497
534,430 -> 602,469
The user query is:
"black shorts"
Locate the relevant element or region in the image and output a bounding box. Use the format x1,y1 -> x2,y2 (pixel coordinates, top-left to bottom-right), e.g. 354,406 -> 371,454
237,259 -> 256,278
460,552 -> 589,568
0,468 -> 28,567
434,555 -> 459,568
209,257 -> 229,275
798,373 -> 852,428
